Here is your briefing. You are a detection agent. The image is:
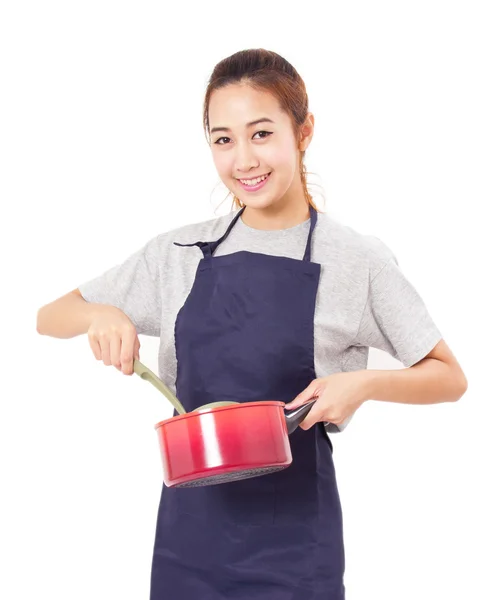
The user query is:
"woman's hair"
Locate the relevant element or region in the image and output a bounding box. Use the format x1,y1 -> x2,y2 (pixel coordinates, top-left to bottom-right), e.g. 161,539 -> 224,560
203,49 -> 323,212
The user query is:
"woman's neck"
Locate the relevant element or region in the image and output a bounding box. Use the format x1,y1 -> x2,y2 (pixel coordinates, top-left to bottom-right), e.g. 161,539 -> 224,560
240,198 -> 311,231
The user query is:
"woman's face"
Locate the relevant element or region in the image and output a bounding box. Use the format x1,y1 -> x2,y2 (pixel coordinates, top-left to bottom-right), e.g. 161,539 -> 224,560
208,83 -> 313,211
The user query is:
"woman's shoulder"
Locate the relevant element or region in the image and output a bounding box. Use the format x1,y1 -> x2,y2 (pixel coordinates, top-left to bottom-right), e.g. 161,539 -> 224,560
316,211 -> 396,276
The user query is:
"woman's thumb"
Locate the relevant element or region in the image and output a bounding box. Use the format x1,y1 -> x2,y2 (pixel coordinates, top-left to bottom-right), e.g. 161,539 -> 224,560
285,380 -> 320,410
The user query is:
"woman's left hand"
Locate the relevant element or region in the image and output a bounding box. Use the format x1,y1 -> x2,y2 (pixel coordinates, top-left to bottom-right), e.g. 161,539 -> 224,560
284,371 -> 371,430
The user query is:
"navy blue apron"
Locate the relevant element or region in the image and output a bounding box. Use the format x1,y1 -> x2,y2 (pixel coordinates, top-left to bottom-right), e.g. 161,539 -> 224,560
150,205 -> 346,599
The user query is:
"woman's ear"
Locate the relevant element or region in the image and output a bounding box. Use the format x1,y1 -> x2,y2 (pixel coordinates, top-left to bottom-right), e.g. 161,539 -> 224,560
299,112 -> 315,151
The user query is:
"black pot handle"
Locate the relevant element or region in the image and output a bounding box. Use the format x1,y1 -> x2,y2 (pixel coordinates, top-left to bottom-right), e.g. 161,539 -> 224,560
284,399 -> 318,434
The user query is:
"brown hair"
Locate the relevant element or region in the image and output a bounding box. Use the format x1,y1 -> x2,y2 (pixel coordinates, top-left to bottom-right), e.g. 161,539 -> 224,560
203,49 -> 324,212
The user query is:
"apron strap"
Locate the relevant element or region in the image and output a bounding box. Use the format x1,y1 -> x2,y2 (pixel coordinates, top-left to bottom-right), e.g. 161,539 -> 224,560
208,206 -> 246,256
303,205 -> 318,262
173,207 -> 246,258
174,204 -> 317,261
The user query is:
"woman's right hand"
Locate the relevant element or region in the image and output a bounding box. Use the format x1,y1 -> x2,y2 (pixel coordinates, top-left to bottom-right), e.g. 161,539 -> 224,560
87,306 -> 140,376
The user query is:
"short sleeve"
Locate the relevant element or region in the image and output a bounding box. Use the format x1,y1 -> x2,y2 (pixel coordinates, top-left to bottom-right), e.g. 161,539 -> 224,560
78,235 -> 162,337
353,254 -> 443,367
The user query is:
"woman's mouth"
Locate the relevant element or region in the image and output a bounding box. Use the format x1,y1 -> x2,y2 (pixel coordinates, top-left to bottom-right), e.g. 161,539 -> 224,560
237,172 -> 272,192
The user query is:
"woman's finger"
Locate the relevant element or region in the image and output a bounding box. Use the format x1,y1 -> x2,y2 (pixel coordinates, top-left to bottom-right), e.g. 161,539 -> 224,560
285,379 -> 321,410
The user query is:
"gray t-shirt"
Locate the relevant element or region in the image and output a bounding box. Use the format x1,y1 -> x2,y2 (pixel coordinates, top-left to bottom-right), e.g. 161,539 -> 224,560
78,209 -> 443,432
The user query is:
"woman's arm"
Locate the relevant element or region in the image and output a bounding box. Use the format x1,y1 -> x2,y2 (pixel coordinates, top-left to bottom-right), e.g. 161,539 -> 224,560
36,289 -> 113,339
286,340 -> 467,429
364,339 -> 468,405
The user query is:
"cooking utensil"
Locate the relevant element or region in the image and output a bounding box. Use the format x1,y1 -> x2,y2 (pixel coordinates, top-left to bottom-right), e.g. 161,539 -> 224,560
133,359 -> 317,487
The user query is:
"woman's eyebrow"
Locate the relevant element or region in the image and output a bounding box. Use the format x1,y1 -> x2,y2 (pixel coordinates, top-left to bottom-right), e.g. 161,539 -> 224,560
210,117 -> 275,134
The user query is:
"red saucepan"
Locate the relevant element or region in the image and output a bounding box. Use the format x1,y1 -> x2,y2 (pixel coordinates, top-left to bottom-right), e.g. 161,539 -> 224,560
133,359 -> 317,488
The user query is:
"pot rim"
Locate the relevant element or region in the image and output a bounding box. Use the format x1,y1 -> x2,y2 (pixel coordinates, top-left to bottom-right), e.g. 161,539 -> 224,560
154,400 -> 286,429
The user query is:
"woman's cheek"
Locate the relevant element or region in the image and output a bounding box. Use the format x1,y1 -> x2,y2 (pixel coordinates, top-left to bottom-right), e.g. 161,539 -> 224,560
214,157 -> 233,185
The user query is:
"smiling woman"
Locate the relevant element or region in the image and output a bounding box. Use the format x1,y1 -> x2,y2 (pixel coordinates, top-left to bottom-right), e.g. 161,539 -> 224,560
37,47 -> 466,600
207,84 -> 315,223
203,53 -> 318,229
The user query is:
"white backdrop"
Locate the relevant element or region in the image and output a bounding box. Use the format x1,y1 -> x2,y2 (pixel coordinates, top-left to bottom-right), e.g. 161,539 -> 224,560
2,1 -> 495,599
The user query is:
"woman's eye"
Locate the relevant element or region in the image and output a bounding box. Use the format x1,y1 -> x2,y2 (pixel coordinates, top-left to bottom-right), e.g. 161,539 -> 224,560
214,131 -> 273,145
253,130 -> 272,140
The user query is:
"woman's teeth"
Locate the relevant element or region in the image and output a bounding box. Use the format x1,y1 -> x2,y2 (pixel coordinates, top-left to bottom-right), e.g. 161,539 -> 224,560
239,173 -> 270,186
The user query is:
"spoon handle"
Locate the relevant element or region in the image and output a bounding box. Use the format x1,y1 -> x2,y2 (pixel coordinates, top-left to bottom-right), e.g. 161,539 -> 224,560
133,359 -> 187,415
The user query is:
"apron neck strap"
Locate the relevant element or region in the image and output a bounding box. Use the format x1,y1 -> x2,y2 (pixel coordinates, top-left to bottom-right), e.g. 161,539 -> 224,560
174,205 -> 318,261
208,206 -> 246,256
302,205 -> 317,262
172,207 -> 245,257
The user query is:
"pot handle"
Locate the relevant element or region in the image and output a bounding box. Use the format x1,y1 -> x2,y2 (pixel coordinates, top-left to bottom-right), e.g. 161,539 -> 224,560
284,399 -> 318,434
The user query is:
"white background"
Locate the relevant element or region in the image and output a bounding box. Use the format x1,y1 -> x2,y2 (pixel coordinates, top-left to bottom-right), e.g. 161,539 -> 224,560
2,1 -> 495,598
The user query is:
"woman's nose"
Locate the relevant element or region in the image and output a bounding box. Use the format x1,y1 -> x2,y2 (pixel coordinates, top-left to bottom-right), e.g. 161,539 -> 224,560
234,144 -> 259,172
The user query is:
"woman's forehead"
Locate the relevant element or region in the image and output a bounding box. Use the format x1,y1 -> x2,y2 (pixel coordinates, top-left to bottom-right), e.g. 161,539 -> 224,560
209,85 -> 284,131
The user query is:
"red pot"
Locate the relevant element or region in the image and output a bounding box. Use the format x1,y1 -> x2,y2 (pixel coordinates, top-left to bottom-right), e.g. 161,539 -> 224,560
133,359 -> 315,488
154,400 -> 316,487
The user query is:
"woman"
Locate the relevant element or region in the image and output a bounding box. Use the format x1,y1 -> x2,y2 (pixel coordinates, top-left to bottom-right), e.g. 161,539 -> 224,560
37,49 -> 467,599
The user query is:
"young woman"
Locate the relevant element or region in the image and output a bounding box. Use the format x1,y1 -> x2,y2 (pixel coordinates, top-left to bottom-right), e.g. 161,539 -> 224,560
37,48 -> 467,600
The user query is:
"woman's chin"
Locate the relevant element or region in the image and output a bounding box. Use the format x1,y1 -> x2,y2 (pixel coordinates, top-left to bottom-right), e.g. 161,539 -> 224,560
239,196 -> 279,211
